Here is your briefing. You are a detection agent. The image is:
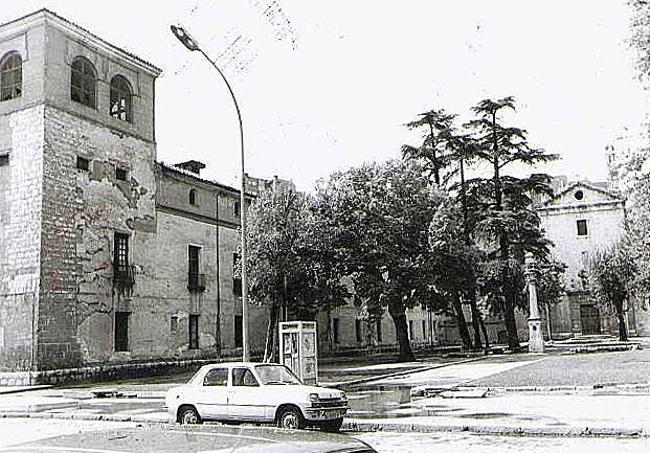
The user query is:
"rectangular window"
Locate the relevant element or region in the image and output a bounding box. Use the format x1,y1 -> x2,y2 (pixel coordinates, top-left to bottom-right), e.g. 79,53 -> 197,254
170,315 -> 178,334
204,368 -> 228,386
0,153 -> 9,167
333,318 -> 340,344
355,319 -> 362,343
114,232 -> 129,274
422,320 -> 426,339
234,315 -> 243,348
76,156 -> 89,171
232,253 -> 242,296
408,320 -> 414,340
114,311 -> 129,352
189,314 -> 199,349
188,245 -> 201,290
234,200 -> 240,217
116,167 -> 128,181
376,319 -> 383,343
232,368 -> 259,387
577,219 -> 588,236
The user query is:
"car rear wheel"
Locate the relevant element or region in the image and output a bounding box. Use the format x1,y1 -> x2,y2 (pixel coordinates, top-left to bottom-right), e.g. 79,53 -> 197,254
178,406 -> 202,425
277,407 -> 305,430
319,417 -> 343,433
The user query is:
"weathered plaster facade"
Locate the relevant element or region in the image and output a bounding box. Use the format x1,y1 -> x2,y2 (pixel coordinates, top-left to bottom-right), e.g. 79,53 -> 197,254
536,180 -> 643,338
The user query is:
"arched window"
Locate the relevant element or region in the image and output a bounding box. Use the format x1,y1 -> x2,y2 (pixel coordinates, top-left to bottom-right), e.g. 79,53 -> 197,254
110,75 -> 133,122
189,189 -> 197,205
70,56 -> 96,108
0,52 -> 22,101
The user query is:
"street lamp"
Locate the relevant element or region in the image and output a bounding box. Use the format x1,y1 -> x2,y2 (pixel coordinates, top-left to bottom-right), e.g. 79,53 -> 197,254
171,24 -> 250,362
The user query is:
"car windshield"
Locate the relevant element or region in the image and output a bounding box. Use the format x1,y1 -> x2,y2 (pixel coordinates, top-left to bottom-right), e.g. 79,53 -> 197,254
254,364 -> 302,385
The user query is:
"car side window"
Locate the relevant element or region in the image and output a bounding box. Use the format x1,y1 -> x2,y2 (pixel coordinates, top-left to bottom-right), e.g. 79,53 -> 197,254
232,368 -> 259,387
203,368 -> 228,386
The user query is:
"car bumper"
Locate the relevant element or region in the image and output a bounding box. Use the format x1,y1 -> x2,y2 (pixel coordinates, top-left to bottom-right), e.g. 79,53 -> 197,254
303,405 -> 348,421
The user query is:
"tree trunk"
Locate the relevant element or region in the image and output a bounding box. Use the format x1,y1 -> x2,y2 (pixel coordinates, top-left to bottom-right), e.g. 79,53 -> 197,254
490,110 -> 519,351
451,292 -> 472,350
503,289 -> 521,351
466,288 -> 483,350
325,308 -> 334,351
388,302 -> 415,362
617,306 -> 628,342
460,156 -> 486,352
427,121 -> 441,187
545,304 -> 553,341
264,303 -> 279,362
479,317 -> 490,353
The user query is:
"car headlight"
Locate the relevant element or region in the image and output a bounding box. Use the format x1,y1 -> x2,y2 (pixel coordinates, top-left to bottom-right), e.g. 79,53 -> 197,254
309,393 -> 320,403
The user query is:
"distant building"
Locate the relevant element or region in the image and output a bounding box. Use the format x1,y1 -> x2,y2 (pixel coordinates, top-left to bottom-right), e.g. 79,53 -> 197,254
537,177 -> 649,338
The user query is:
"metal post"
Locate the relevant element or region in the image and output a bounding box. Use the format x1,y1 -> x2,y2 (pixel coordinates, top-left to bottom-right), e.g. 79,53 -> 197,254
525,252 -> 544,353
171,25 -> 249,361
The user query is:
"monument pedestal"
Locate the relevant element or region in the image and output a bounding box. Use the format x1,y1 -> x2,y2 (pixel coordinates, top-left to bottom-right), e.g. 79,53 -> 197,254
528,316 -> 544,353
525,252 -> 545,354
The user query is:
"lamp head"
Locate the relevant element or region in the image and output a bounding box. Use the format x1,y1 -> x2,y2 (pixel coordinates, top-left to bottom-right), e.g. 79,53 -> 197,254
170,25 -> 200,51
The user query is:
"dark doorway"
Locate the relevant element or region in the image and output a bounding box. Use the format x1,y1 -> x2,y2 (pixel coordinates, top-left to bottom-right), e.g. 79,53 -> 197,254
580,305 -> 601,335
234,315 -> 243,348
115,311 -> 129,352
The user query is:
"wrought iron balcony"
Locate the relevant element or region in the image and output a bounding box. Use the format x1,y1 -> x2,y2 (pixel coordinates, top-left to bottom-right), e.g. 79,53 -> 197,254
113,264 -> 135,288
188,272 -> 206,292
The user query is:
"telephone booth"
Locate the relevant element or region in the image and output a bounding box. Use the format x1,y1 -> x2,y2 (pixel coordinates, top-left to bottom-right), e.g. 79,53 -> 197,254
278,321 -> 318,385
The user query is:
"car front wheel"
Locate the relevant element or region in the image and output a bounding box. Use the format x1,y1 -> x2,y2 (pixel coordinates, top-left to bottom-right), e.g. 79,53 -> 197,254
319,417 -> 343,433
277,407 -> 305,430
178,406 -> 202,425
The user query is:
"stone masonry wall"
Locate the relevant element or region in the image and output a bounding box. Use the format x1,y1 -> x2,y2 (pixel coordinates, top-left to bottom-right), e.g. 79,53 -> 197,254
40,105 -> 156,369
0,106 -> 45,371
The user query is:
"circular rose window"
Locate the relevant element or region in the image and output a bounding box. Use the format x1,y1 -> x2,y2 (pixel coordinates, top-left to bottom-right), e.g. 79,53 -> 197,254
575,190 -> 584,200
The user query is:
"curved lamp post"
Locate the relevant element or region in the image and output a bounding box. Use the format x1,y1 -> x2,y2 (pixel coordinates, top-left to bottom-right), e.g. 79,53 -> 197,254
171,25 -> 249,362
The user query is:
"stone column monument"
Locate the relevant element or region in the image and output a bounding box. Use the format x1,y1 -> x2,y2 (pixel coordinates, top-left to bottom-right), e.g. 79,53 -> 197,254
525,252 -> 545,353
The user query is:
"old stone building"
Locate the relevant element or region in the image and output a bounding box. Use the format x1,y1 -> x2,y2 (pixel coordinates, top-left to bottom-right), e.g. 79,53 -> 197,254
0,10 -> 274,384
0,10 -> 431,383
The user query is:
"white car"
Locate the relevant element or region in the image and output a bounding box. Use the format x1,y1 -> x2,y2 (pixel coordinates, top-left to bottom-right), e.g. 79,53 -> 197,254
165,362 -> 349,432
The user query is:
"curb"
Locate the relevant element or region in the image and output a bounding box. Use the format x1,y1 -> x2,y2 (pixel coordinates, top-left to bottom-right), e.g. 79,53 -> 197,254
324,356 -> 489,389
1,411 -> 646,439
343,420 -> 648,438
485,381 -> 650,395
0,385 -> 52,395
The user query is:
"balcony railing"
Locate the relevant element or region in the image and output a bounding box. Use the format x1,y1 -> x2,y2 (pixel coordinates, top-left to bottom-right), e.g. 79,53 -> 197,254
113,264 -> 135,288
188,272 -> 206,292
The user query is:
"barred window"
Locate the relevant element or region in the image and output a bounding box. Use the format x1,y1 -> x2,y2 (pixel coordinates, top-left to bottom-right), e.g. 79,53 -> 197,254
110,75 -> 133,122
71,56 -> 96,108
0,52 -> 22,101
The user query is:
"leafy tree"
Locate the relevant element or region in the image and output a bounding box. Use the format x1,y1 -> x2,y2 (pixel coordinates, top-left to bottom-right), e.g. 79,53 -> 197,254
536,260 -> 567,340
586,241 -> 636,341
402,109 -> 457,186
428,196 -> 486,349
629,0 -> 650,81
242,182 -> 349,361
312,160 -> 445,361
402,109 -> 475,348
465,96 -> 558,350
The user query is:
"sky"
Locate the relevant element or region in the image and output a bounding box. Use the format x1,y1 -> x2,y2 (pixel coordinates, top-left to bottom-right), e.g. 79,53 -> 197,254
5,1 -> 649,191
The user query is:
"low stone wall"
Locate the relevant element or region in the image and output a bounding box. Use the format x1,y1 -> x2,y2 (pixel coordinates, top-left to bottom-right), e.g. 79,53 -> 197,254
0,358 -> 219,386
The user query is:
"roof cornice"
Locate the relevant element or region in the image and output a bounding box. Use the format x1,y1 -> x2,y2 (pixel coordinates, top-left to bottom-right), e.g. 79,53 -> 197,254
0,9 -> 162,77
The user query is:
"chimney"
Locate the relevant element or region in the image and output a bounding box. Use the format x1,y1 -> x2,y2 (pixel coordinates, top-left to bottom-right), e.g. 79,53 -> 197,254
174,160 -> 206,175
